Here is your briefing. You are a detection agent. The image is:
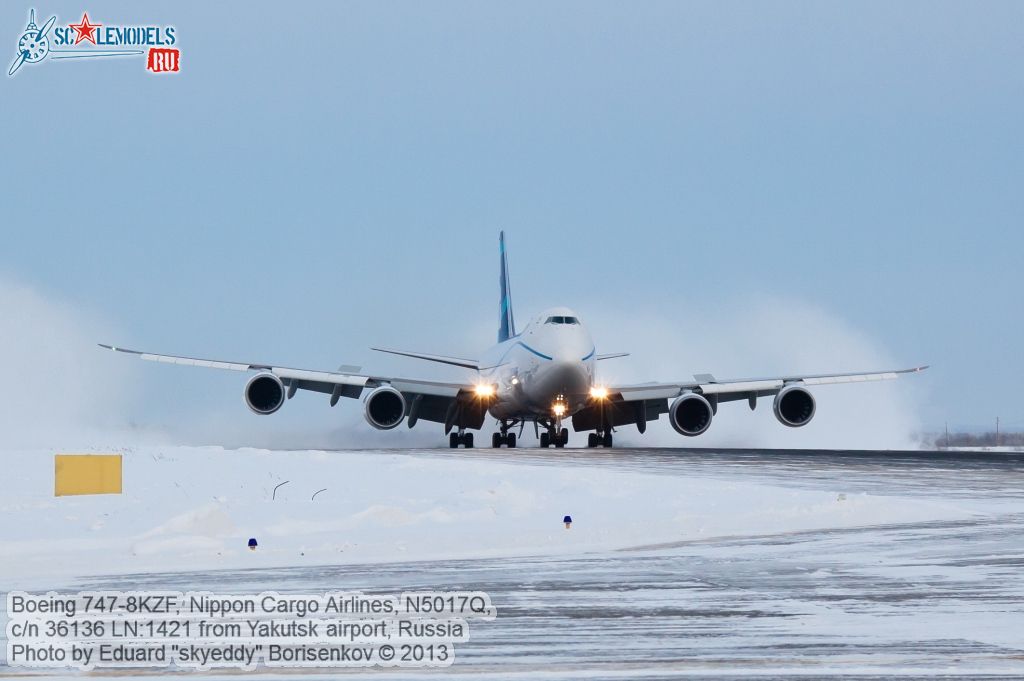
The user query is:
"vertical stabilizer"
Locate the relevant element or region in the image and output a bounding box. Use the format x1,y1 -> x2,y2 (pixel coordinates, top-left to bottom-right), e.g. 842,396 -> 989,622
498,231 -> 516,342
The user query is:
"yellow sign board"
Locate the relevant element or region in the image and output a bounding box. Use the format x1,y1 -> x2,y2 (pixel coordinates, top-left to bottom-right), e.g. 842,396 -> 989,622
54,454 -> 123,496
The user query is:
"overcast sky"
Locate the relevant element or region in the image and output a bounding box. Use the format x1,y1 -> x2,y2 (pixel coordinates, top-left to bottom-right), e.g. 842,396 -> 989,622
1,1 -> 1021,443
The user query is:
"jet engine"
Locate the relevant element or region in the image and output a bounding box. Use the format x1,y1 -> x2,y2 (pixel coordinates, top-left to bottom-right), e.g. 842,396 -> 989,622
773,385 -> 816,427
245,373 -> 285,415
669,393 -> 714,436
364,386 -> 407,430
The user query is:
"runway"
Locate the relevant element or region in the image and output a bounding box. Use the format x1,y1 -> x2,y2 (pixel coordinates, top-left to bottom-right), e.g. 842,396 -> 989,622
392,445 -> 1024,504
5,447 -> 1020,679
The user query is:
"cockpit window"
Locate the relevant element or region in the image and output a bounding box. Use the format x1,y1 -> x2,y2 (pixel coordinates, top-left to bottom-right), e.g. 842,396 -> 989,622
544,316 -> 580,325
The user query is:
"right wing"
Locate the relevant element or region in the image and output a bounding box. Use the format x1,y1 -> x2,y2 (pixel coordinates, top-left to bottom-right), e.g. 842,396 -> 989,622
99,344 -> 489,431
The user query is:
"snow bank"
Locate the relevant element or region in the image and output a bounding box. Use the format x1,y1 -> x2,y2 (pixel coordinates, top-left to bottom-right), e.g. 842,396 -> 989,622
0,446 -> 983,588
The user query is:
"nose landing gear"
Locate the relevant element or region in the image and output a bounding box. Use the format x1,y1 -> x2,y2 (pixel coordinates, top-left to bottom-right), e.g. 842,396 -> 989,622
540,423 -> 570,448
491,421 -> 518,448
539,397 -> 571,448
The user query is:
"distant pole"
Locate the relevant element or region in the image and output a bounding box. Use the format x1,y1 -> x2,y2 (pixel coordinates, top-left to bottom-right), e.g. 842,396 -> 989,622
996,417 -> 1000,446
944,422 -> 949,449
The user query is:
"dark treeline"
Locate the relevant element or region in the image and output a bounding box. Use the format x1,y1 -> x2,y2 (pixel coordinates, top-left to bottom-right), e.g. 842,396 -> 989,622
928,431 -> 1024,448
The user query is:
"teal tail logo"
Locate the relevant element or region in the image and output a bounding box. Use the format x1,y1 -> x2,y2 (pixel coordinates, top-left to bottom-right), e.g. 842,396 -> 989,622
498,231 -> 516,342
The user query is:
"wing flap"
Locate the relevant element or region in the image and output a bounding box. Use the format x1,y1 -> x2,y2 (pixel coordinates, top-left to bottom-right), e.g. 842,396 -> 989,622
274,367 -> 367,387
700,380 -> 781,395
614,385 -> 685,401
389,379 -> 462,398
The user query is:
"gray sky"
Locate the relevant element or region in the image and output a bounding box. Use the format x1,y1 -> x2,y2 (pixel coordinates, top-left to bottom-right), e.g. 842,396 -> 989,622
1,1 -> 1021,443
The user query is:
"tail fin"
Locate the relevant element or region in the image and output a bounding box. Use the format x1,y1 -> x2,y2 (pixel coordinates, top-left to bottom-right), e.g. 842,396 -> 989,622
498,231 -> 516,342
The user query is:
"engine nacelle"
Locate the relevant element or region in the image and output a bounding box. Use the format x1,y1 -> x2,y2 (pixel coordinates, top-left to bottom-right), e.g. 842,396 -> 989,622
245,372 -> 285,415
364,386 -> 407,430
773,385 -> 816,427
669,393 -> 713,436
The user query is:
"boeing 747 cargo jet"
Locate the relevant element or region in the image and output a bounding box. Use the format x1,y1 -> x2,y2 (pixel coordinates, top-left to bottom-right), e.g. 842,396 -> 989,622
102,233 -> 926,449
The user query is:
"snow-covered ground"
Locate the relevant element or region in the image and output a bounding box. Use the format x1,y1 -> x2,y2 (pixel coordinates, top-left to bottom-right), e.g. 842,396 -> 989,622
2,445 -> 1023,677
0,446 -> 1003,587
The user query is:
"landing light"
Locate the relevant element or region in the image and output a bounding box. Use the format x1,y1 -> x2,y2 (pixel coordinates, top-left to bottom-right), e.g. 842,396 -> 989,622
474,384 -> 496,398
589,386 -> 609,400
553,402 -> 566,417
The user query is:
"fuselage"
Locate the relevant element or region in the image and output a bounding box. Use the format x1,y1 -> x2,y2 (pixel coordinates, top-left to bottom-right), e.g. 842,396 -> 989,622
479,306 -> 596,421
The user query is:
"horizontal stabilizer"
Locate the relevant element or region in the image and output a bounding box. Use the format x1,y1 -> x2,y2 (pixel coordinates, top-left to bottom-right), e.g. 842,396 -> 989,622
370,347 -> 479,370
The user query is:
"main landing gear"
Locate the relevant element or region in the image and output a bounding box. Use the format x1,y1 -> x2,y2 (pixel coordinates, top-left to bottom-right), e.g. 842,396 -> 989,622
587,431 -> 613,448
449,429 -> 474,449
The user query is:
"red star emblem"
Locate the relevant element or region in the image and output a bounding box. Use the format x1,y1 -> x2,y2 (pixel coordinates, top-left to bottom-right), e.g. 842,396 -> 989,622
68,12 -> 102,45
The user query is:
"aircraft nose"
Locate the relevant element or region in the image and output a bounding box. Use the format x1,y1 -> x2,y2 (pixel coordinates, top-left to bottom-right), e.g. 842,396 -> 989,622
546,358 -> 590,395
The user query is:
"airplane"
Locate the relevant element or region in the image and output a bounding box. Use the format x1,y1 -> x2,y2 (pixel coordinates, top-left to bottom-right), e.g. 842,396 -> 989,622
101,232 -> 927,449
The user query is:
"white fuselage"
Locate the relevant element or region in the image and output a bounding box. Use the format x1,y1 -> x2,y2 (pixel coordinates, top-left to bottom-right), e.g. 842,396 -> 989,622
478,306 -> 596,421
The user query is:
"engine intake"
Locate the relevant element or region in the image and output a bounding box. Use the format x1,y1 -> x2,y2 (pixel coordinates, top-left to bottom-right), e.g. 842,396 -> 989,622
773,385 -> 815,427
245,373 -> 285,415
364,386 -> 407,430
669,393 -> 713,436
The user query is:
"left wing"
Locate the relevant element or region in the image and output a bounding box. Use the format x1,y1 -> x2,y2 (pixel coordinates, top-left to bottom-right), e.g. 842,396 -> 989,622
573,366 -> 928,432
99,344 -> 488,431
612,366 -> 929,401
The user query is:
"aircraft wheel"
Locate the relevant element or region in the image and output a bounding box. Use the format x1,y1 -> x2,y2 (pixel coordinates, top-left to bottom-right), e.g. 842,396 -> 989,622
602,432 -> 613,448
492,432 -> 501,448
560,429 -> 569,446
587,433 -> 598,447
540,432 -> 550,448
449,433 -> 459,449
507,433 -> 516,448
463,432 -> 474,448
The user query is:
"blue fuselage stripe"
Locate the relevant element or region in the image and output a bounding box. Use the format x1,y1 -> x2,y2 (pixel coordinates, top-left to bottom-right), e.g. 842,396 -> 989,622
494,341 -> 593,364
517,342 -> 552,360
